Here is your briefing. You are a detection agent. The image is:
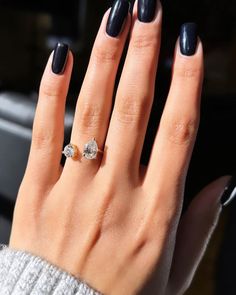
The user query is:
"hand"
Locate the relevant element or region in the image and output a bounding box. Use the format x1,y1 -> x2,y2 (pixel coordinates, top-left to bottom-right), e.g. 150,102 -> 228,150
9,1 -> 233,294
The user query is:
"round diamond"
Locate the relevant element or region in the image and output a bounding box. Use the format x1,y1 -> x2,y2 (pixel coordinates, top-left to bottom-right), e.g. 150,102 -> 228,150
63,144 -> 77,158
83,139 -> 98,160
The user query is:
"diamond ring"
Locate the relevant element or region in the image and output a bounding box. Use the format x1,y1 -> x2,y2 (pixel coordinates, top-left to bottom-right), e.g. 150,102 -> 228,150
83,138 -> 103,160
62,143 -> 79,160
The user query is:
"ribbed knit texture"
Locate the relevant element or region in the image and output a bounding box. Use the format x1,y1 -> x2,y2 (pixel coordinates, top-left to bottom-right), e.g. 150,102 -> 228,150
0,245 -> 102,295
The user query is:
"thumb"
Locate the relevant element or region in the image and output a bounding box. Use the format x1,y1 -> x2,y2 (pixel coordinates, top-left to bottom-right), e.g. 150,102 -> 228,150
166,175 -> 236,295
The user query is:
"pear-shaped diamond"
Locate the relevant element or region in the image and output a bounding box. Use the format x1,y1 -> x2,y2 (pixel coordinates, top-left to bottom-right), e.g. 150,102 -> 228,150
83,139 -> 98,160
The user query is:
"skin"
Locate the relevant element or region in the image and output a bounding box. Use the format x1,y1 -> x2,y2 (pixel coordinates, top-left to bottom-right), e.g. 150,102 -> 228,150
9,2 -> 230,295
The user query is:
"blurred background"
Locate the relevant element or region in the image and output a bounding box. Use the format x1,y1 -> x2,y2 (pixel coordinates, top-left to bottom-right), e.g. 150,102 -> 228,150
0,0 -> 235,294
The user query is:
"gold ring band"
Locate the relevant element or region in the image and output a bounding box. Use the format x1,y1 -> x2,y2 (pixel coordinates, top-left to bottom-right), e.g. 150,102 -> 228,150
62,138 -> 103,161
62,143 -> 79,160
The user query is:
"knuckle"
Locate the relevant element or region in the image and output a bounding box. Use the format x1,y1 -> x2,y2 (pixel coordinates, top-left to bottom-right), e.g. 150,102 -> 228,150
40,80 -> 62,100
131,32 -> 158,53
77,102 -> 103,132
163,116 -> 199,145
32,129 -> 57,150
92,43 -> 119,64
115,95 -> 150,127
175,64 -> 202,80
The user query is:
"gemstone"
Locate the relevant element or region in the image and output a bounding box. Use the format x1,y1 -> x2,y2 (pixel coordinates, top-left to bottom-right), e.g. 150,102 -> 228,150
83,139 -> 98,160
63,144 -> 77,158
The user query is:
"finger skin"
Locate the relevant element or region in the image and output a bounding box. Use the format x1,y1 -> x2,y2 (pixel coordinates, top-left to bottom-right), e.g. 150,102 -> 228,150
25,51 -> 73,188
103,1 -> 162,179
62,9 -> 131,180
167,176 -> 231,295
144,40 -> 204,204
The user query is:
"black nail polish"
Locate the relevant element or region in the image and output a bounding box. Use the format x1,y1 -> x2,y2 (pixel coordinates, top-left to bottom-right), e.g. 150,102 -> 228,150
221,176 -> 236,207
138,0 -> 157,23
52,43 -> 69,74
180,23 -> 198,56
106,0 -> 130,37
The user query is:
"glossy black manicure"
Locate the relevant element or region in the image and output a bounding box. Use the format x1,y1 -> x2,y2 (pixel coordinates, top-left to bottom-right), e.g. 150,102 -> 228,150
180,23 -> 198,56
221,176 -> 236,207
138,0 -> 157,23
52,43 -> 69,74
106,0 -> 130,37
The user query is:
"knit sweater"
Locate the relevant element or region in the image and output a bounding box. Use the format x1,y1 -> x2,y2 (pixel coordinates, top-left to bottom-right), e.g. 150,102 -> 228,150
0,244 -> 101,295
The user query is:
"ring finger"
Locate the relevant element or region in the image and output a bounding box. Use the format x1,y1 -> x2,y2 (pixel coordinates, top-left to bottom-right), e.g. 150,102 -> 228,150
62,2 -> 131,180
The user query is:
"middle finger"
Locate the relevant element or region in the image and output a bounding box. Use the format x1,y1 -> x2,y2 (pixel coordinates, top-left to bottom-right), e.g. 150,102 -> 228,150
103,0 -> 162,179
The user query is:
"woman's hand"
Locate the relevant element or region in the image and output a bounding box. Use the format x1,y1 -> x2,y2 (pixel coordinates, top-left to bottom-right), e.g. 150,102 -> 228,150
9,1 -> 233,294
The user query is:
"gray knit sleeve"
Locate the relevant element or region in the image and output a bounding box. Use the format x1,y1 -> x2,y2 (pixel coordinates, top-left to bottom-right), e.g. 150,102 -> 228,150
0,244 -> 102,295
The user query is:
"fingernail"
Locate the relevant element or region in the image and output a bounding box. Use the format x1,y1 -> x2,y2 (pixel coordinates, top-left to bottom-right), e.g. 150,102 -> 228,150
138,0 -> 157,23
180,23 -> 198,56
52,43 -> 69,74
106,0 -> 130,37
221,176 -> 236,207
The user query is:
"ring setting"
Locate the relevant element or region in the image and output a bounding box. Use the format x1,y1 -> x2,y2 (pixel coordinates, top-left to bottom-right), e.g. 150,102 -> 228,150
62,143 -> 78,159
83,138 -> 102,160
62,138 -> 102,160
